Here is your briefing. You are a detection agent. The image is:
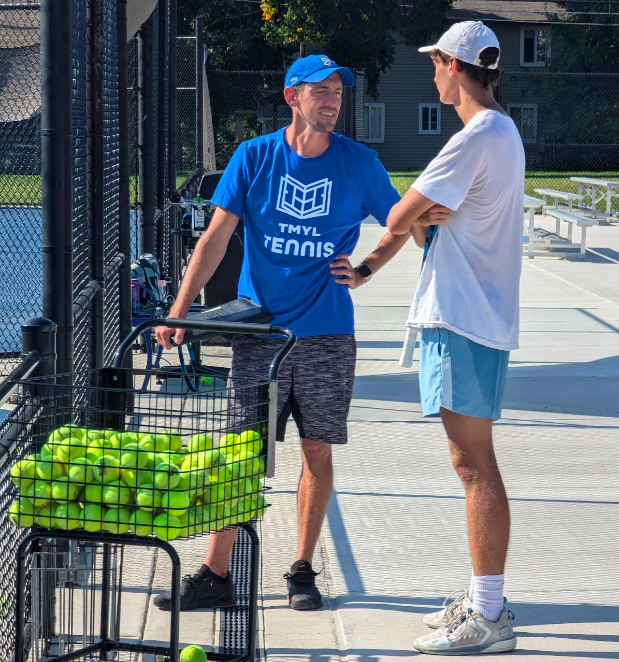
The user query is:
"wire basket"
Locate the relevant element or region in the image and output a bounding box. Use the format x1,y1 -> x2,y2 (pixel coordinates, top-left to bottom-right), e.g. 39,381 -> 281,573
7,366 -> 277,541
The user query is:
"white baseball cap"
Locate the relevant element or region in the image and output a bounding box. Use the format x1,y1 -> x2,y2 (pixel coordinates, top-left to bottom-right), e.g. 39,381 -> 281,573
419,21 -> 501,69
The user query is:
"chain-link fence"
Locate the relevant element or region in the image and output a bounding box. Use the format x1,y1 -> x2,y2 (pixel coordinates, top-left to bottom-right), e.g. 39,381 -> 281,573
497,71 -> 619,210
0,2 -> 42,373
208,69 -> 357,169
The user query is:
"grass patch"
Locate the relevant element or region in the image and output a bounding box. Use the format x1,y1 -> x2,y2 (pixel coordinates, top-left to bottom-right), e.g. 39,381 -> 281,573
389,170 -> 619,212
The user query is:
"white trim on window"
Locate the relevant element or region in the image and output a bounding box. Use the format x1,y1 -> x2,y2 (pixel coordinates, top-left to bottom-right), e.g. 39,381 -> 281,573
507,104 -> 538,144
520,27 -> 550,67
418,103 -> 441,135
363,103 -> 385,143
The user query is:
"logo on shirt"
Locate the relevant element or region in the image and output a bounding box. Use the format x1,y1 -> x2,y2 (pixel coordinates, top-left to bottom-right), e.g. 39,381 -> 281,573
276,174 -> 332,220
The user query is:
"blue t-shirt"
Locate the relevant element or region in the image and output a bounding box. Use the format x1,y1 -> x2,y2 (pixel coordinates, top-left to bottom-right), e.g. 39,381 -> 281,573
211,129 -> 400,337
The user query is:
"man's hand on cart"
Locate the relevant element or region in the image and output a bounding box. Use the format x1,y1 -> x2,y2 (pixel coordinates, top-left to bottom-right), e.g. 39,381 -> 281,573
155,323 -> 185,349
330,253 -> 368,290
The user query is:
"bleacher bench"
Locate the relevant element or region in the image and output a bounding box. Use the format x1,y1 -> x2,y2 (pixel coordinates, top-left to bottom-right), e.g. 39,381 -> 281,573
534,188 -> 606,221
543,208 -> 599,258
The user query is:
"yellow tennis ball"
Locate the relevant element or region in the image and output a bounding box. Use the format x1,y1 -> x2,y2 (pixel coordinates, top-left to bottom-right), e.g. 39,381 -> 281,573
102,507 -> 131,535
36,457 -> 65,481
120,443 -> 150,470
207,464 -> 231,484
138,434 -> 157,452
180,645 -> 207,662
103,429 -> 119,440
153,462 -> 180,490
51,476 -> 81,502
152,513 -> 182,541
121,468 -> 155,489
87,438 -> 119,464
226,457 -> 247,480
56,437 -> 87,464
93,455 -> 121,484
178,509 -> 198,537
135,483 -> 162,511
9,497 -> 36,528
26,481 -> 52,508
161,490 -> 191,517
82,504 -> 104,532
161,429 -> 183,453
54,503 -> 83,530
35,503 -> 56,529
129,509 -> 153,537
236,451 -> 265,478
238,430 -> 263,455
67,458 -> 95,485
102,481 -> 132,508
253,493 -> 268,519
188,433 -> 214,454
83,483 -> 104,503
218,433 -> 240,455
202,483 -> 226,506
10,459 -> 36,493
84,429 -> 106,443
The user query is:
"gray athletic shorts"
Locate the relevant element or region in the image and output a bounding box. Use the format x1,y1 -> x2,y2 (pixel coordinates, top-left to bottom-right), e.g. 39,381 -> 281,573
229,334 -> 356,444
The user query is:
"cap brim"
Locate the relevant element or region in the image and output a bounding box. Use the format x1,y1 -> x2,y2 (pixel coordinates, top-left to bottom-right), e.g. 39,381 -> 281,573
418,44 -> 438,53
303,67 -> 355,87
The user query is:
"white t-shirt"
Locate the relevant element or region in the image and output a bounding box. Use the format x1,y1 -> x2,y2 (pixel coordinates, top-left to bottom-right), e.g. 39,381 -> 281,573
407,109 -> 525,351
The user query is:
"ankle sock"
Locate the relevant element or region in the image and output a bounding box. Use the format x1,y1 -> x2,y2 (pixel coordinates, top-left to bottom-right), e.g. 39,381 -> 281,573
195,564 -> 228,582
471,573 -> 504,622
291,560 -> 312,574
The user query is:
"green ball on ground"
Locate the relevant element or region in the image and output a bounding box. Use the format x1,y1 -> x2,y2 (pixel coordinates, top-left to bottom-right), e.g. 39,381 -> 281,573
102,481 -> 133,508
152,513 -> 182,541
26,481 -> 52,508
153,462 -> 180,490
161,490 -> 191,517
102,507 -> 132,535
82,504 -> 105,532
51,476 -> 81,502
9,497 -> 36,528
93,455 -> 122,483
180,645 -> 207,662
135,484 -> 162,511
55,503 -> 83,530
199,376 -> 213,387
129,509 -> 154,537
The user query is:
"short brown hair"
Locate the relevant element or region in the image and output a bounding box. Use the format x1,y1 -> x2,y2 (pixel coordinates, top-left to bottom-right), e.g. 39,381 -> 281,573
430,48 -> 501,90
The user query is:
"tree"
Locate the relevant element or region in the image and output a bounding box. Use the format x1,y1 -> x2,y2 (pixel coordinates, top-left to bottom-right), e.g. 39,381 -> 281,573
260,1 -> 453,96
546,2 -> 619,73
178,0 -> 287,70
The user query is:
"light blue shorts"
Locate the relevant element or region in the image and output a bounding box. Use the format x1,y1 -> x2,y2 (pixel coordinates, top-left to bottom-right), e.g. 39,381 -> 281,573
419,327 -> 509,421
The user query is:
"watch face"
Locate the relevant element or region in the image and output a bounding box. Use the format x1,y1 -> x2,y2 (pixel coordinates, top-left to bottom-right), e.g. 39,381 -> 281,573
356,264 -> 372,279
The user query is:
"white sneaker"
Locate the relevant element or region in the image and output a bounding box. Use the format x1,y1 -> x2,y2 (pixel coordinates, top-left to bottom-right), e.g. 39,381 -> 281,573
423,590 -> 471,629
414,607 -> 516,655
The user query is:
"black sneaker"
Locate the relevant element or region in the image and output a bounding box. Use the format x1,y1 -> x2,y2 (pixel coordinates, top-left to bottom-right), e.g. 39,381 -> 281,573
153,572 -> 236,611
283,561 -> 322,610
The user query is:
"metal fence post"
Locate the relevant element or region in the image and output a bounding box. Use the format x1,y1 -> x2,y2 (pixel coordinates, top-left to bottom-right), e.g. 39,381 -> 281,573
195,16 -> 204,173
138,14 -> 156,255
118,0 -> 133,367
40,0 -> 73,376
168,0 -> 180,292
21,318 -> 57,379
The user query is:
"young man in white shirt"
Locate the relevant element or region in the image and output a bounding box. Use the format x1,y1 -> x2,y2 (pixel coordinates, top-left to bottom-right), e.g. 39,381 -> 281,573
387,21 -> 525,654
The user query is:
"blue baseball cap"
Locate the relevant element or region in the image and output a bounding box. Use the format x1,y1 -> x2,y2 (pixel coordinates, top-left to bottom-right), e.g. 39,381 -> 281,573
285,55 -> 355,88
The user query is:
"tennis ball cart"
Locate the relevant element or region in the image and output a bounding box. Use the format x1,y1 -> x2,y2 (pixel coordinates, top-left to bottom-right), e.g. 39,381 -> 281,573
9,317 -> 296,662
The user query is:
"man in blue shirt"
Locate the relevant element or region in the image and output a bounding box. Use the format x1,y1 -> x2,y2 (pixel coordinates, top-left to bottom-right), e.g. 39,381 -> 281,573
154,54 -> 443,612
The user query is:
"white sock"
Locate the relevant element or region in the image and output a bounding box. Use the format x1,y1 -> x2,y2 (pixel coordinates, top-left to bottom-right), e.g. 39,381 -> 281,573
471,574 -> 504,622
468,569 -> 476,601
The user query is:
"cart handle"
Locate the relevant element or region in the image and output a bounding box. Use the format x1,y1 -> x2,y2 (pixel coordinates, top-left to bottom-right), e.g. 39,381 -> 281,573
112,319 -> 297,381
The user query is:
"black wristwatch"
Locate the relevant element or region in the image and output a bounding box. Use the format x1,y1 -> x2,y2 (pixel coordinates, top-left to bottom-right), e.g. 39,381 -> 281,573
355,263 -> 372,282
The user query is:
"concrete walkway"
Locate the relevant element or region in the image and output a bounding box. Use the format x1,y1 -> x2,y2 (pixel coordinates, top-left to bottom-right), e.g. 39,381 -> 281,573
121,216 -> 619,660
258,217 -> 619,661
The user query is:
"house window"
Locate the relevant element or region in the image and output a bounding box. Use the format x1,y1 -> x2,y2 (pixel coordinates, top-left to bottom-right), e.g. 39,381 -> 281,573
363,103 -> 385,143
419,104 -> 441,135
508,104 -> 538,144
521,28 -> 550,66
